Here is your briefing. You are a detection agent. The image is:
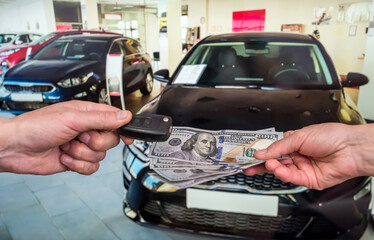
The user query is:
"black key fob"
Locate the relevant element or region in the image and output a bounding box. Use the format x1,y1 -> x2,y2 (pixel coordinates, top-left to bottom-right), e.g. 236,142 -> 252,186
117,114 -> 173,142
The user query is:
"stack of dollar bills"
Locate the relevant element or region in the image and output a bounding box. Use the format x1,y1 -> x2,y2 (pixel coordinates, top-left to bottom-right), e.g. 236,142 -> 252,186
147,126 -> 283,189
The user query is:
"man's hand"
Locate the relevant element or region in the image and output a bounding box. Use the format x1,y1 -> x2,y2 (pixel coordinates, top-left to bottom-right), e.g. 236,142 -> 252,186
0,100 -> 133,175
243,123 -> 374,190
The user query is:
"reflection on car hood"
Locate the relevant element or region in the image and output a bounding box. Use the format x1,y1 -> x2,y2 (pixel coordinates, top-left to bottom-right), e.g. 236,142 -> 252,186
0,44 -> 28,52
4,59 -> 101,82
153,86 -> 341,132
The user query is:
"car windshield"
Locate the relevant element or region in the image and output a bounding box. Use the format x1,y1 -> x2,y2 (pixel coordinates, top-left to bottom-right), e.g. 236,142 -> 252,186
179,41 -> 333,87
0,34 -> 16,43
33,38 -> 109,60
29,32 -> 57,46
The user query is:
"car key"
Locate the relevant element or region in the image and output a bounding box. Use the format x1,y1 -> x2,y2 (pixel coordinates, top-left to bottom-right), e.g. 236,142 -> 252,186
117,113 -> 173,142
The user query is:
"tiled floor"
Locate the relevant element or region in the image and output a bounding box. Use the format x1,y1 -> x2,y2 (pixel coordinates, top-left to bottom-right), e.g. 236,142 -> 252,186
0,141 -> 222,240
0,85 -> 373,240
0,83 -> 222,240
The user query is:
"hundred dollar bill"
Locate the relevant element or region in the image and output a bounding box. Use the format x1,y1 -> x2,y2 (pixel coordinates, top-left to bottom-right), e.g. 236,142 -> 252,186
154,167 -> 238,182
159,170 -> 242,189
148,126 -> 283,165
147,171 -> 242,190
150,158 -> 264,170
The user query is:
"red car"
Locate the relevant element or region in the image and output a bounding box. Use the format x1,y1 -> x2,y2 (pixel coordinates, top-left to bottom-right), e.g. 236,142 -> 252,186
0,30 -> 122,73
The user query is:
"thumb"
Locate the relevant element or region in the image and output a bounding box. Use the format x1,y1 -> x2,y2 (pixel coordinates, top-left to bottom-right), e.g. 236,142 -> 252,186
68,110 -> 132,132
254,133 -> 301,160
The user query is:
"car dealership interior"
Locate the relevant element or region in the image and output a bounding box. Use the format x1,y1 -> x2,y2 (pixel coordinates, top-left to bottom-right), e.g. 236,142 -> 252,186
1,0 -> 374,239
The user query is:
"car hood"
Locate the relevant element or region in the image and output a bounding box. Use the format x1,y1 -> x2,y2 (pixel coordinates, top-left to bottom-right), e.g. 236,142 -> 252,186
0,44 -> 27,53
151,86 -> 342,132
4,60 -> 101,82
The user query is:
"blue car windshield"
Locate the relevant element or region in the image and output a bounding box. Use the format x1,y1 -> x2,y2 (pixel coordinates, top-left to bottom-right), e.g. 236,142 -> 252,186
33,39 -> 109,61
180,41 -> 333,87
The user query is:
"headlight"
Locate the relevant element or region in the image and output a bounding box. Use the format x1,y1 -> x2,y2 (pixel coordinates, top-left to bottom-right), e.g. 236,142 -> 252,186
1,60 -> 9,69
0,48 -> 21,56
57,72 -> 93,88
132,140 -> 152,155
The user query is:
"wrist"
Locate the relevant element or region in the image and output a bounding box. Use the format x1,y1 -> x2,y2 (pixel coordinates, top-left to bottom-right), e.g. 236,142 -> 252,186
349,124 -> 374,177
0,117 -> 17,172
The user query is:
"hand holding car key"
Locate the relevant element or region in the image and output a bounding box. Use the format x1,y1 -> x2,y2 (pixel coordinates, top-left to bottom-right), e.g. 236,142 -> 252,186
117,113 -> 173,142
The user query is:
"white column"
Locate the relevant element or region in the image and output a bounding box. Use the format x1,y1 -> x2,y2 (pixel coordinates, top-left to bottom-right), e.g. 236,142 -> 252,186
158,0 -> 182,74
166,0 -> 182,74
358,1 -> 374,120
80,0 -> 99,30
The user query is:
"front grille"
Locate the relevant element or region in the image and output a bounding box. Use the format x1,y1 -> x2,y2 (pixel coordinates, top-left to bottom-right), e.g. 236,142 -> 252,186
204,172 -> 297,191
142,201 -> 340,238
5,101 -> 51,110
4,84 -> 53,93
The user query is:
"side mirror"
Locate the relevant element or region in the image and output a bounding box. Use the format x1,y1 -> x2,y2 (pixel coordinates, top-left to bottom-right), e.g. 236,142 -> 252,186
25,54 -> 33,60
341,72 -> 369,87
154,69 -> 170,83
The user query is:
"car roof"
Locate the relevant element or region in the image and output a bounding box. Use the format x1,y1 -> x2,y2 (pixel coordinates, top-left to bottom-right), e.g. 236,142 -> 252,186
57,34 -> 124,40
0,32 -> 39,35
203,32 -> 316,44
53,30 -> 122,36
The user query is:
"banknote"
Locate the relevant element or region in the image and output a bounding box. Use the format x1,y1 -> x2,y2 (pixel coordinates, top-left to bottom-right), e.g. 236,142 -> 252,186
148,127 -> 283,165
150,157 -> 264,170
156,170 -> 242,189
154,167 -> 237,182
148,126 -> 282,188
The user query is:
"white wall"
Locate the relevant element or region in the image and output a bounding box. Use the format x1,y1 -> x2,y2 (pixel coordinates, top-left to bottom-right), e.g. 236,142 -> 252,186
199,0 -> 370,75
0,0 -> 56,34
358,1 -> 374,120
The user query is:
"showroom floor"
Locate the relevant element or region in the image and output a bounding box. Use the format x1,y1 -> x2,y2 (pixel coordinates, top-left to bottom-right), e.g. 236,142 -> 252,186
0,84 -> 373,240
0,82 -> 223,240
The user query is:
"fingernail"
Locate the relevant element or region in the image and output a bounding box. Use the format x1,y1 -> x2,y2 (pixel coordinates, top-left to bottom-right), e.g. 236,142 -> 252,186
79,132 -> 90,144
60,142 -> 70,151
256,149 -> 267,154
116,110 -> 128,120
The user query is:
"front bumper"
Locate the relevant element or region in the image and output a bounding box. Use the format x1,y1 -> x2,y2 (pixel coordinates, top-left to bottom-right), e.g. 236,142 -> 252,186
0,79 -> 98,114
122,144 -> 372,239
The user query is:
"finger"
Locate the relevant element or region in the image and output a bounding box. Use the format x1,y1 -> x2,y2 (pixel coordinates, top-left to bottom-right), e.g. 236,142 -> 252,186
284,130 -> 295,138
60,154 -> 100,175
60,140 -> 106,162
243,163 -> 267,176
67,100 -> 122,112
266,160 -> 311,188
254,132 -> 302,160
77,131 -> 120,151
120,135 -> 134,145
67,110 -> 132,132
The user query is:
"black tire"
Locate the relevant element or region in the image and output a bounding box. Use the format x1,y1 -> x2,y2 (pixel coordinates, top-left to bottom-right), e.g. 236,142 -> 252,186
140,71 -> 153,95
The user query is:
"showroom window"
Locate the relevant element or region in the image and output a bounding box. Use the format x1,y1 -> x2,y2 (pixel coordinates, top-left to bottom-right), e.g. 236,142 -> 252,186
53,0 -> 83,29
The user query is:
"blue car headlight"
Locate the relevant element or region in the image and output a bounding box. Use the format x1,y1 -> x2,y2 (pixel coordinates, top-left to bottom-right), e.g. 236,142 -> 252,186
57,72 -> 93,88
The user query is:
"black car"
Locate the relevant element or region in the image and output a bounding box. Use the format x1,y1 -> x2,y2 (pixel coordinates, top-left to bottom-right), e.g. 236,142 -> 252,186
0,33 -> 153,114
122,32 -> 371,239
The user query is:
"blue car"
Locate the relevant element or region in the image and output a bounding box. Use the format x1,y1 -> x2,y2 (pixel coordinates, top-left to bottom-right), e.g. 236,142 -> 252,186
0,33 -> 153,114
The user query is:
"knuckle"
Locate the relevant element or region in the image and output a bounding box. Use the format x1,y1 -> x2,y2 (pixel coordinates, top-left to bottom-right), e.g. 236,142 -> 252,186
71,143 -> 84,159
84,163 -> 100,175
92,136 -> 105,150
